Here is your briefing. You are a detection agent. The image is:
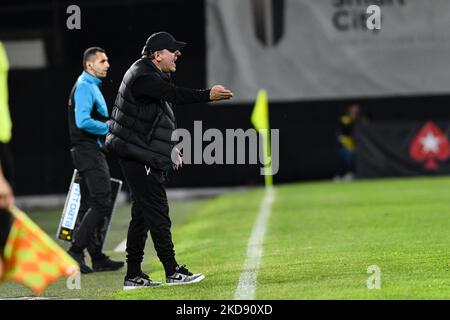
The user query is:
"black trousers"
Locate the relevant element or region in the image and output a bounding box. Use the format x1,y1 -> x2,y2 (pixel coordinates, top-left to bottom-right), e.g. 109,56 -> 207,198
119,158 -> 177,276
0,143 -> 14,250
0,209 -> 12,250
70,146 -> 112,260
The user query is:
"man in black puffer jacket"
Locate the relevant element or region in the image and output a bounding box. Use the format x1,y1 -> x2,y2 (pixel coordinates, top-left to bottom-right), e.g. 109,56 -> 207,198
106,32 -> 233,289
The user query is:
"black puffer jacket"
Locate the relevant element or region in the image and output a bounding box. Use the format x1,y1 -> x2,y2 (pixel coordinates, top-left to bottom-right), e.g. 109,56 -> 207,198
106,58 -> 177,171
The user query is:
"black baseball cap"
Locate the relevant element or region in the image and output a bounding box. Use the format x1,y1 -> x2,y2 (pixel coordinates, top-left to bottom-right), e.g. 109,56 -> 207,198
142,32 -> 187,55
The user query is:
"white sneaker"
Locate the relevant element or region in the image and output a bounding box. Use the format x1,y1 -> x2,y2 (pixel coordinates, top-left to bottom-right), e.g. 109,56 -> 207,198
123,273 -> 162,290
166,265 -> 205,286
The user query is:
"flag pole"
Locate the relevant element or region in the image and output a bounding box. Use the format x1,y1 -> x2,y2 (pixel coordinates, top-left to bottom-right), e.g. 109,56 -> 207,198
251,89 -> 273,188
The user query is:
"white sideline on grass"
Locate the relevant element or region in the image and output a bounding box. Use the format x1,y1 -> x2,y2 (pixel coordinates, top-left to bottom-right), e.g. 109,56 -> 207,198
114,238 -> 127,253
234,187 -> 276,300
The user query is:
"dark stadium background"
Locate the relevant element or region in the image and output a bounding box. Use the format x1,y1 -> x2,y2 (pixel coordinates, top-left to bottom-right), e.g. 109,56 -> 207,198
1,0 -> 449,195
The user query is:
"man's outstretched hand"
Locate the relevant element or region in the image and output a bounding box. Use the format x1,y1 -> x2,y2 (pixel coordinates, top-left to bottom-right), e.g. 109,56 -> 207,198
210,85 -> 233,101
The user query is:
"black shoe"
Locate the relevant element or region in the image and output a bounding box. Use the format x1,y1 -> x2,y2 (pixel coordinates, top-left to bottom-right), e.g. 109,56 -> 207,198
67,250 -> 93,274
92,256 -> 124,272
166,265 -> 205,286
123,273 -> 162,290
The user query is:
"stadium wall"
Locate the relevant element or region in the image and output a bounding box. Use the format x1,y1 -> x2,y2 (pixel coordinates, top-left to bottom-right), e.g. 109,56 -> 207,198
2,0 -> 450,194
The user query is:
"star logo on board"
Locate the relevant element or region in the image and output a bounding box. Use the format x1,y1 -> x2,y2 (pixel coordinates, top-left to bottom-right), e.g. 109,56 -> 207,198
409,121 -> 450,170
420,133 -> 440,153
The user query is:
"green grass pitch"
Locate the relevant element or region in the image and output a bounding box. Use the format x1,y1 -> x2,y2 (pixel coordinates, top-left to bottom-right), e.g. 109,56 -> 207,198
1,176 -> 450,299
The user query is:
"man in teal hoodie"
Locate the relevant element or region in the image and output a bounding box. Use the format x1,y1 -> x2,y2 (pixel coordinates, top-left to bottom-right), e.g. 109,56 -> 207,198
67,47 -> 123,273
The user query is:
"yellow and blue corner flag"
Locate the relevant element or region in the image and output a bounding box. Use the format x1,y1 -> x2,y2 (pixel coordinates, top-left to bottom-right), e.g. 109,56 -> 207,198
251,89 -> 273,187
0,41 -> 12,144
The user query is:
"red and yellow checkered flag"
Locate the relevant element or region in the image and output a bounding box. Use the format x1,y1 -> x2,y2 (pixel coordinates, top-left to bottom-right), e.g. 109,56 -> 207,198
0,207 -> 78,294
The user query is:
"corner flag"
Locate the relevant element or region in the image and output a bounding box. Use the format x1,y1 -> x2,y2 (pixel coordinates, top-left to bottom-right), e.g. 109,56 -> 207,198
251,89 -> 273,186
0,207 -> 77,294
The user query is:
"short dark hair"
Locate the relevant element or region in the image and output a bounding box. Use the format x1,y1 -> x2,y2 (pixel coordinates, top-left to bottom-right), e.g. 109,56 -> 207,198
83,47 -> 105,69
